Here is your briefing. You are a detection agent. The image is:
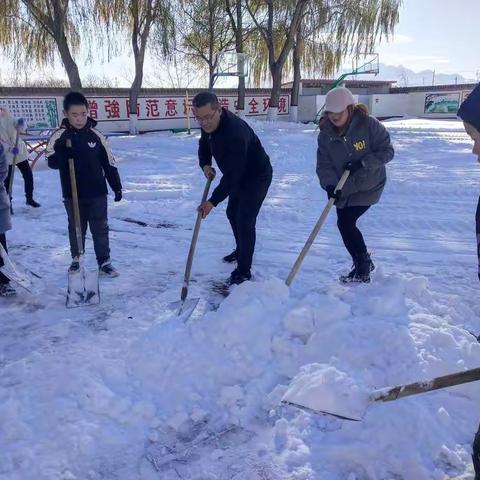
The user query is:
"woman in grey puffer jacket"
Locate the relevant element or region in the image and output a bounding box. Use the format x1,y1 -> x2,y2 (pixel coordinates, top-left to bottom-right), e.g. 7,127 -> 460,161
0,142 -> 16,296
316,87 -> 394,283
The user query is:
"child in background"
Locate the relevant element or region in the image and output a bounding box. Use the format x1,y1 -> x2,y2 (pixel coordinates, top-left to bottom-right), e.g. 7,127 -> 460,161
46,91 -> 122,277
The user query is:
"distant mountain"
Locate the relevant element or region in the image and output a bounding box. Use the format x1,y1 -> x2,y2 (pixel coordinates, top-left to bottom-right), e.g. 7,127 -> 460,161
373,64 -> 476,86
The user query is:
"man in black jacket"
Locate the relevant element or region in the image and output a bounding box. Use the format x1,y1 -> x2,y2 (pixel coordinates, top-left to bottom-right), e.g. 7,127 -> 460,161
194,92 -> 272,285
46,91 -> 122,277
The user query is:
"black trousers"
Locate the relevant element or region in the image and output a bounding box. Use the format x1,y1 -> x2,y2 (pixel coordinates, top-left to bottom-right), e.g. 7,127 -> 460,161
4,160 -> 34,199
336,205 -> 370,260
0,233 -> 9,284
476,196 -> 480,280
226,177 -> 271,273
63,195 -> 110,265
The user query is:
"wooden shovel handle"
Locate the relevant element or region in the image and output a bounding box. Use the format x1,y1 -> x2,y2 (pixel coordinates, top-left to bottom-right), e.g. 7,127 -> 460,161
285,170 -> 350,286
374,367 -> 480,403
66,138 -> 84,255
180,176 -> 213,301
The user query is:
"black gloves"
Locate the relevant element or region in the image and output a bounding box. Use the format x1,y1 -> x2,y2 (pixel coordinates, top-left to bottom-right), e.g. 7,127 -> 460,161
326,185 -> 342,202
114,191 -> 122,202
344,159 -> 364,174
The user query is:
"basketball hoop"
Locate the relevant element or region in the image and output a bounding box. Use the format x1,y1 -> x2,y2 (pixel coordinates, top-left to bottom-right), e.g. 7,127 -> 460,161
211,51 -> 249,87
354,53 -> 379,76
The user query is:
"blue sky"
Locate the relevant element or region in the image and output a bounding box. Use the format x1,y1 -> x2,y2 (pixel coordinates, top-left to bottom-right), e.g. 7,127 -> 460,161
375,0 -> 478,76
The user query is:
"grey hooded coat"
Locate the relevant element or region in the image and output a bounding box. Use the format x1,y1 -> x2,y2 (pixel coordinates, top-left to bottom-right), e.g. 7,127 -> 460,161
316,109 -> 394,208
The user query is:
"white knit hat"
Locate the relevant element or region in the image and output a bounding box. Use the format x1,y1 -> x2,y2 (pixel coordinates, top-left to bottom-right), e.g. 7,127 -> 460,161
324,87 -> 355,113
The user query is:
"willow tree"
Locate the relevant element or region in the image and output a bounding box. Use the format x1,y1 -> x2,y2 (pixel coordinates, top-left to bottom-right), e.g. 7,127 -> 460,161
175,0 -> 235,90
95,0 -> 174,134
245,0 -> 309,119
289,35 -> 342,121
0,0 -> 89,90
286,0 -> 402,121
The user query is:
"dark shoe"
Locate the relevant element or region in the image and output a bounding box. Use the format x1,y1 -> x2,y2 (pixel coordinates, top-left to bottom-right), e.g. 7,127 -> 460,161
339,263 -> 357,284
223,250 -> 238,263
229,268 -> 251,285
0,282 -> 16,297
353,252 -> 374,283
68,259 -> 80,273
26,198 -> 41,208
99,260 -> 119,277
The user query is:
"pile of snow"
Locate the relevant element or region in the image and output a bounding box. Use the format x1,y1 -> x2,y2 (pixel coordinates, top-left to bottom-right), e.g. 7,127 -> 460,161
1,118 -> 480,479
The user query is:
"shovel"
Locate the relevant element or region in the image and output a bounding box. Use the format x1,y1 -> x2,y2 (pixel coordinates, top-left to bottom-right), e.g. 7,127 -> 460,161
285,170 -> 350,286
168,175 -> 213,319
65,138 -> 100,308
282,367 -> 480,421
0,242 -> 34,292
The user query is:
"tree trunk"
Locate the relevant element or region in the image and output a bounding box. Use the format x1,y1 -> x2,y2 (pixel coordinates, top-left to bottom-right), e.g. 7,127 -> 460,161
236,0 -> 245,115
290,35 -> 301,122
129,55 -> 144,135
267,63 -> 282,120
237,75 -> 245,115
208,63 -> 216,90
55,33 -> 82,90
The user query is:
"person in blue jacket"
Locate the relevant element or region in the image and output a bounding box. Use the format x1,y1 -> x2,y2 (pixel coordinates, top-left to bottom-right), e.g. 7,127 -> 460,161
458,83 -> 480,283
457,83 -> 480,479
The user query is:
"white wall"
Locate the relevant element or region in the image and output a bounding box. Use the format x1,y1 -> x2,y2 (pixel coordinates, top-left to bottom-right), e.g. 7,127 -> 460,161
368,90 -> 473,119
298,95 -> 325,123
370,94 -> 409,118
0,92 -> 291,133
298,94 -> 362,123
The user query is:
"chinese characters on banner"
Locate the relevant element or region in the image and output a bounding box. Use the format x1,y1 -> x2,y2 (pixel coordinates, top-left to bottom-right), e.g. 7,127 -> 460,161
0,98 -> 59,128
86,95 -> 290,121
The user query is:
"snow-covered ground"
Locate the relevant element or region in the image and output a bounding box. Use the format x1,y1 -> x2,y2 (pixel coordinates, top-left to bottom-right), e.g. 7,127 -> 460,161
1,118 -> 480,480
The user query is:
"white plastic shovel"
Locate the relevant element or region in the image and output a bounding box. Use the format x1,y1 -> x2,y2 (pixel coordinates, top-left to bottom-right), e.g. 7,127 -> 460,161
282,367 -> 480,421
0,242 -> 34,292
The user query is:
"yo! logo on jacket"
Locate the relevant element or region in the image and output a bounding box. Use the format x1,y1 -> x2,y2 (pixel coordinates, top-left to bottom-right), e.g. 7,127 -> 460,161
353,140 -> 366,151
88,142 -> 97,148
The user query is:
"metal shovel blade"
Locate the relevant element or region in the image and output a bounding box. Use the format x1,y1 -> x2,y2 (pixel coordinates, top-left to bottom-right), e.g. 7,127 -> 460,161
168,297 -> 200,319
66,267 -> 100,308
281,389 -> 369,421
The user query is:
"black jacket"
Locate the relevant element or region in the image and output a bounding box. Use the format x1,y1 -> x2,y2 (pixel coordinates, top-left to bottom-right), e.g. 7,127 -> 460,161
198,109 -> 272,206
46,117 -> 122,199
458,83 -> 480,132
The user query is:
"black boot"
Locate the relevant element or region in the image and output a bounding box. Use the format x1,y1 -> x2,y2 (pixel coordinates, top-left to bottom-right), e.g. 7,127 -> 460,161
0,282 -> 16,296
229,268 -> 251,285
222,249 -> 238,263
26,197 -> 41,208
354,252 -> 375,283
339,257 -> 358,284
